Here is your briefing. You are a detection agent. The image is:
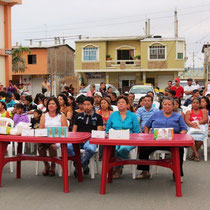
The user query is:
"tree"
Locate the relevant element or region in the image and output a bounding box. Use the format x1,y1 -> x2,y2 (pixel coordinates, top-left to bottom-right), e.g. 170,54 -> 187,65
12,46 -> 31,73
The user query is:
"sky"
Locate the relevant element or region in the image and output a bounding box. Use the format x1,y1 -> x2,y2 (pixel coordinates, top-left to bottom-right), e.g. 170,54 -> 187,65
11,0 -> 210,68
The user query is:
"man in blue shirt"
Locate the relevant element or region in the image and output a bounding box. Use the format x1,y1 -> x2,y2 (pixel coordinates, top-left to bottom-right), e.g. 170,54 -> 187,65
136,95 -> 158,132
1,92 -> 15,108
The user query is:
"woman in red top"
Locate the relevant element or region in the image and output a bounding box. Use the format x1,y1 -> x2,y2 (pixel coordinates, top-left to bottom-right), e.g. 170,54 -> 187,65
185,98 -> 208,161
96,98 -> 113,160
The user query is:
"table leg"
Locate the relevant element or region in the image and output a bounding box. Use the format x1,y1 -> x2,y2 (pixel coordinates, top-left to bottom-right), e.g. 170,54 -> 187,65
0,142 -> 8,187
108,146 -> 115,183
100,145 -> 112,195
61,144 -> 69,193
73,144 -> 83,182
17,142 -> 22,179
171,147 -> 182,197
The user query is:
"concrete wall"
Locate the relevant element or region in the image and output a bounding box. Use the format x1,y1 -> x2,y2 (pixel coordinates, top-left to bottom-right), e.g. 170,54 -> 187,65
47,45 -> 74,76
75,41 -> 106,70
0,57 -> 5,86
0,5 -> 4,49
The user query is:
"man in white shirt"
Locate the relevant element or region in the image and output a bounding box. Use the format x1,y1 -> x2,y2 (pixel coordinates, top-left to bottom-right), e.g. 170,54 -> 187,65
194,81 -> 200,90
184,78 -> 196,100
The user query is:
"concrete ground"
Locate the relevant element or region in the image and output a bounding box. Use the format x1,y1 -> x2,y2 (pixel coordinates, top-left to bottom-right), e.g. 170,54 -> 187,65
0,146 -> 210,210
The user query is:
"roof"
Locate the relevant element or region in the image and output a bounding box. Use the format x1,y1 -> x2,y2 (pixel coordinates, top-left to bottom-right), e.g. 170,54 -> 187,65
75,35 -> 185,43
12,44 -> 75,52
202,44 -> 210,53
75,35 -> 147,43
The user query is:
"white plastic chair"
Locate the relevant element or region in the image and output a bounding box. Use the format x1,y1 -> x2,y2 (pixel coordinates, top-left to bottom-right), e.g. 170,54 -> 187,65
129,147 -> 138,179
183,136 -> 208,161
0,117 -> 14,173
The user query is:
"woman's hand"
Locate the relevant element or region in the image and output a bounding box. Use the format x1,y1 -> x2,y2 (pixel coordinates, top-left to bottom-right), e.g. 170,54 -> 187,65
191,122 -> 199,129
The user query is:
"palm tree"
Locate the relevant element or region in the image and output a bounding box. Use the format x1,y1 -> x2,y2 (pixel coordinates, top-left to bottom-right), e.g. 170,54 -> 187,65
12,46 -> 31,73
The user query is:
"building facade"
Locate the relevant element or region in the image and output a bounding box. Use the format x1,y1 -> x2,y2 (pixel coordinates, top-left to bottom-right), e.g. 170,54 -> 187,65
75,36 -> 186,92
0,0 -> 22,87
12,44 -> 75,97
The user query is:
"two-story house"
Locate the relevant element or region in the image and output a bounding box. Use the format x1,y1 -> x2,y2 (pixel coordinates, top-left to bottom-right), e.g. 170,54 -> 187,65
12,44 -> 75,97
75,35 -> 186,92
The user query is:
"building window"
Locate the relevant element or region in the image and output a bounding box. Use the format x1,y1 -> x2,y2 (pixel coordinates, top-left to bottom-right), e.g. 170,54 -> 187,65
28,55 -> 37,64
83,47 -> 98,61
149,46 -> 165,59
117,49 -> 134,64
177,52 -> 183,59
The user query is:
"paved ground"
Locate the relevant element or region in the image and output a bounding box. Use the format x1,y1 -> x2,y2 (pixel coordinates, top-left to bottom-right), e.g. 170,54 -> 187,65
0,145 -> 210,210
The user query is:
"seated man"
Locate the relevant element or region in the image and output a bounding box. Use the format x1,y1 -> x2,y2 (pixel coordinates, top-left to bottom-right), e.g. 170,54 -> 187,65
67,97 -> 103,176
184,89 -> 200,107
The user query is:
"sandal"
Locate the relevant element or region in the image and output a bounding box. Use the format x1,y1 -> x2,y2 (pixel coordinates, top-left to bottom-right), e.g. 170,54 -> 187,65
136,171 -> 151,179
194,156 -> 200,162
189,153 -> 195,161
42,164 -> 50,176
113,167 -> 122,179
49,163 -> 56,176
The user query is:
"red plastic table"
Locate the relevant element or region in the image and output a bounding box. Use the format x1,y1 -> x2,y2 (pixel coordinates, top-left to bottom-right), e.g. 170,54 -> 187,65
0,132 -> 90,193
90,133 -> 194,197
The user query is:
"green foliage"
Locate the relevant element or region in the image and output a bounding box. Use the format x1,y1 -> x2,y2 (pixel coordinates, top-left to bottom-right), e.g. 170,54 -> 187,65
12,46 -> 31,73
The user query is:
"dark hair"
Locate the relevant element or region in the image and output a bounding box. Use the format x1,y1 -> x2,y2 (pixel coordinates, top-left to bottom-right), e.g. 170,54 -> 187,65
174,97 -> 181,108
147,91 -> 154,97
63,86 -> 70,92
100,82 -> 105,86
111,92 -> 117,99
46,97 -> 61,115
68,96 -> 77,111
107,86 -> 112,90
128,102 -> 135,112
161,97 -> 174,106
90,84 -> 95,89
25,95 -> 32,103
100,98 -> 113,111
5,92 -> 12,98
13,92 -> 20,101
84,96 -> 94,105
34,93 -> 45,104
76,95 -> 85,104
61,91 -> 69,97
116,95 -> 129,104
201,96 -> 210,111
15,103 -> 25,110
9,80 -> 13,85
0,91 -> 6,98
193,89 -> 199,94
169,90 -> 176,97
34,109 -> 42,116
0,101 -> 7,110
191,97 -> 201,104
137,96 -> 145,109
128,93 -> 135,99
144,94 -> 153,102
58,93 -> 69,106
168,80 -> 172,84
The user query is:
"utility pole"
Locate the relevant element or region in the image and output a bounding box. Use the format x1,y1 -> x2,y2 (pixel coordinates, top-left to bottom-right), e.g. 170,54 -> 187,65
192,52 -> 195,70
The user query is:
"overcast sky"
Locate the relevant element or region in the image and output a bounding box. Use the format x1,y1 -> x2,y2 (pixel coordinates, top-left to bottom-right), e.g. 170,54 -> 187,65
11,0 -> 210,68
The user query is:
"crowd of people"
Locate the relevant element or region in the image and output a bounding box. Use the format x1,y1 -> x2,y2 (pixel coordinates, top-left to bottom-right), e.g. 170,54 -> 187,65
0,78 -> 209,182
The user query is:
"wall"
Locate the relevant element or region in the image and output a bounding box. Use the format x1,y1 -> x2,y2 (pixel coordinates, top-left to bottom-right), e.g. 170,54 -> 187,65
12,48 -> 48,75
141,40 -> 185,69
75,41 -> 106,70
0,5 -> 4,49
47,45 -> 74,76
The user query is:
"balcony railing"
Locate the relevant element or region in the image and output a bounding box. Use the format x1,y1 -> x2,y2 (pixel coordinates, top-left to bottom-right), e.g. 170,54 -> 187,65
106,59 -> 141,68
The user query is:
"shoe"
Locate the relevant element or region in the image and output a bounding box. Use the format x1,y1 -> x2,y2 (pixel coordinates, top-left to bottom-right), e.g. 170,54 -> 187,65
173,174 -> 184,183
82,160 -> 90,175
42,164 -> 50,176
73,161 -> 78,178
136,171 -> 151,179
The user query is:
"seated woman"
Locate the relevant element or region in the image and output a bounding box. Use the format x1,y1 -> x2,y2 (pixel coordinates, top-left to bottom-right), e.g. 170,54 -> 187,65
96,98 -> 113,160
39,97 -> 68,176
106,95 -> 140,178
185,97 -> 208,161
137,97 -> 187,181
0,101 -> 10,118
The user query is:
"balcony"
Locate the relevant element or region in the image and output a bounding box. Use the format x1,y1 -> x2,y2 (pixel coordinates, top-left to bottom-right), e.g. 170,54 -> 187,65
106,59 -> 141,69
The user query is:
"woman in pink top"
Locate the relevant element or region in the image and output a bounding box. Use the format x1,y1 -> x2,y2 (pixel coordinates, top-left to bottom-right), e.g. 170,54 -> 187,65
87,84 -> 95,97
185,97 -> 208,161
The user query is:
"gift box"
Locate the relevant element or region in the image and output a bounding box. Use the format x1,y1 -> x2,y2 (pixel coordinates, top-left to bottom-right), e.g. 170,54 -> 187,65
47,127 -> 68,138
154,128 -> 174,140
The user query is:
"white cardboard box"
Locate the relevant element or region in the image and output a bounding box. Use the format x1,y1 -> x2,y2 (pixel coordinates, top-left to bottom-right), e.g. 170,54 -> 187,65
35,129 -> 47,137
91,130 -> 106,138
109,129 -> 130,140
21,129 -> 34,136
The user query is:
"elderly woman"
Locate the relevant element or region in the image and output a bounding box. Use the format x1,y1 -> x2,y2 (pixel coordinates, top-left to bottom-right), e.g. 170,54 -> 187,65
185,97 -> 208,161
137,97 -> 187,182
106,95 -> 140,178
39,97 -> 68,176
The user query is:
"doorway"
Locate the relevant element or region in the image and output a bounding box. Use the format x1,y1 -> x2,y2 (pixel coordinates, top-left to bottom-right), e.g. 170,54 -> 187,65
146,78 -> 155,86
